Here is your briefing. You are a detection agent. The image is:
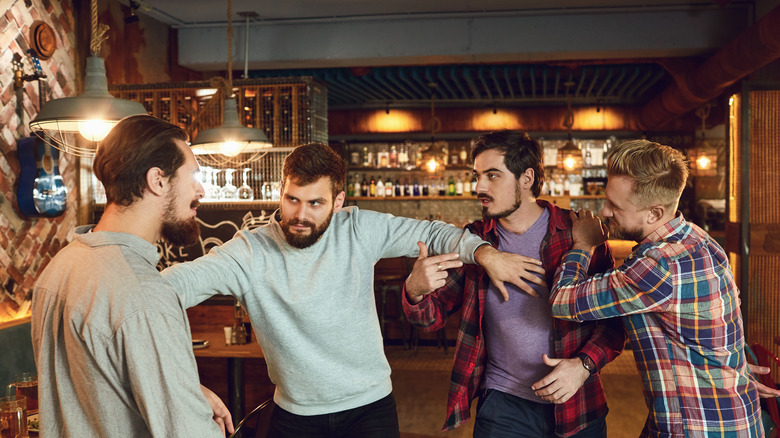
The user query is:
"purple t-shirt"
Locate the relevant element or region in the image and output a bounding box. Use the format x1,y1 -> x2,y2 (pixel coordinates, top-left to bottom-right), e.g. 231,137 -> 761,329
483,208 -> 554,403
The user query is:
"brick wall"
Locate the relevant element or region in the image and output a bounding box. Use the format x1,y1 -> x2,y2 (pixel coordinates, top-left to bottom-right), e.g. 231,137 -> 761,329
0,0 -> 78,321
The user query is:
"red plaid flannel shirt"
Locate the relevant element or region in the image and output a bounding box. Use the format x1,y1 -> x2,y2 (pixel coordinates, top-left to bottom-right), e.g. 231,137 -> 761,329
403,200 -> 626,436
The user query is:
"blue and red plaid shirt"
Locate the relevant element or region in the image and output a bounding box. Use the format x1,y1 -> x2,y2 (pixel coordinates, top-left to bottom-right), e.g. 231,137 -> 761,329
550,213 -> 763,437
403,200 -> 626,436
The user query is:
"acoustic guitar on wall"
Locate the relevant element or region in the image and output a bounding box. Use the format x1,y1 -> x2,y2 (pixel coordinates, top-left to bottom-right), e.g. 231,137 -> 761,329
16,134 -> 68,218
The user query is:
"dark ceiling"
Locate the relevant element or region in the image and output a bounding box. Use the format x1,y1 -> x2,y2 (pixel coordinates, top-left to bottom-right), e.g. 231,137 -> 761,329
249,62 -> 670,110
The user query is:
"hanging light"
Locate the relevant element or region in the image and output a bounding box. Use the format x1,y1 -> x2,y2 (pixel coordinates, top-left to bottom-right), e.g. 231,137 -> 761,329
29,0 -> 146,156
419,82 -> 445,174
692,104 -> 718,176
557,81 -> 582,173
190,0 -> 271,159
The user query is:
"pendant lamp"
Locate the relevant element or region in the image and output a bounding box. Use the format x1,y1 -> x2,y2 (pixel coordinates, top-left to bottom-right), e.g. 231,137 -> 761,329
190,0 -> 271,162
557,81 -> 583,173
29,0 -> 146,157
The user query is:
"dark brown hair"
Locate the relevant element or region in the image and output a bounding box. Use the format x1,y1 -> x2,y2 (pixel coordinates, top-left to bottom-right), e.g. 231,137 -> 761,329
282,143 -> 346,198
472,130 -> 545,197
93,115 -> 189,206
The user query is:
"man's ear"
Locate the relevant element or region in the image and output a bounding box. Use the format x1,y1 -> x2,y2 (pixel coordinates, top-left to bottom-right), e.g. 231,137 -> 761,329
646,204 -> 666,225
521,168 -> 535,189
146,167 -> 167,197
333,191 -> 346,212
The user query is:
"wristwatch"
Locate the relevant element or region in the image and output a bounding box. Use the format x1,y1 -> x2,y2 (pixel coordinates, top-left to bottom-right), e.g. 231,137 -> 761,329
578,354 -> 596,375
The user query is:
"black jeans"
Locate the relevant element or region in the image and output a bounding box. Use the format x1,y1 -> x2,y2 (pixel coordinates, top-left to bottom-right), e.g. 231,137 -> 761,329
473,389 -> 607,438
267,393 -> 400,438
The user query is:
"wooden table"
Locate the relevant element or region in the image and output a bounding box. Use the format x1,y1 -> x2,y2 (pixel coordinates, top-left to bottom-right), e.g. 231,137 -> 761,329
191,328 -> 264,422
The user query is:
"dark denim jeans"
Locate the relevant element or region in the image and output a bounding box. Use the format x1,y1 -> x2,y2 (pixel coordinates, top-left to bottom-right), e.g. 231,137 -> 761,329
267,393 -> 400,438
473,389 -> 607,438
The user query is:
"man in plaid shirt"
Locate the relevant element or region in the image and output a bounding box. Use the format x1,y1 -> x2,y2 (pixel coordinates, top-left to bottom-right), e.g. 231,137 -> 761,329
403,130 -> 626,437
550,140 -> 764,437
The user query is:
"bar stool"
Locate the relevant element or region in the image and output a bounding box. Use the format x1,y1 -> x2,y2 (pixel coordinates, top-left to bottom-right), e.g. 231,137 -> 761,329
375,270 -> 409,349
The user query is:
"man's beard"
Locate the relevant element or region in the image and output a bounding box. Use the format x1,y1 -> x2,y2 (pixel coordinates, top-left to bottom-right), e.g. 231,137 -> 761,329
480,182 -> 522,220
605,219 -> 643,242
280,210 -> 334,249
161,196 -> 201,247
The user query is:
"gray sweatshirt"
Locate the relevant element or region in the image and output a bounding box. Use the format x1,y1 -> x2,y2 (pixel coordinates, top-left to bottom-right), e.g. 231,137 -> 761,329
163,207 -> 485,415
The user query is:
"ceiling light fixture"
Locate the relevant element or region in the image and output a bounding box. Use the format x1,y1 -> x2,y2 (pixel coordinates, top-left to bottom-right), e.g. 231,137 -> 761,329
190,0 -> 272,163
557,81 -> 582,173
29,0 -> 147,157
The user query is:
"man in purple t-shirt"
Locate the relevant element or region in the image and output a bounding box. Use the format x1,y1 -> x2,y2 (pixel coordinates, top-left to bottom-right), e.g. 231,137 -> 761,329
403,130 -> 625,437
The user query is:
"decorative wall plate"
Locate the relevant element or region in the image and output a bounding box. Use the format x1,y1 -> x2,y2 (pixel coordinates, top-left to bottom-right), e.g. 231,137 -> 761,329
30,21 -> 57,60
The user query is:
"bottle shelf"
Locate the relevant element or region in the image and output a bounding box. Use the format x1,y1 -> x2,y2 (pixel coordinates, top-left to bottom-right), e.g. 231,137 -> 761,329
347,195 -> 605,202
348,165 -> 473,172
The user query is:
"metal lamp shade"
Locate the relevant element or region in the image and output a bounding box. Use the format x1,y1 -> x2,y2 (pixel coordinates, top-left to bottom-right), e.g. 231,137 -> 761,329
190,99 -> 272,156
29,56 -> 147,157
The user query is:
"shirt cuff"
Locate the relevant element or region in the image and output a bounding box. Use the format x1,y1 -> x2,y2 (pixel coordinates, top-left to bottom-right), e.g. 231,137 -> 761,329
564,249 -> 593,266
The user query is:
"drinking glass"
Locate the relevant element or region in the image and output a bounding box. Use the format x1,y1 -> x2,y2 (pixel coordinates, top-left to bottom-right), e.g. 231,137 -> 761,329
6,373 -> 36,415
0,395 -> 27,438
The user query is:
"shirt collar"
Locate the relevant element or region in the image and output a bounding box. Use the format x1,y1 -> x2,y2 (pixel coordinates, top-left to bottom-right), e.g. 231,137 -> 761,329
640,211 -> 685,245
74,225 -> 161,266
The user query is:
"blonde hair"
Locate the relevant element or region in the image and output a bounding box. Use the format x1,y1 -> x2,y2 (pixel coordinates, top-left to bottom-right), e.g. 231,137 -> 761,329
606,140 -> 688,210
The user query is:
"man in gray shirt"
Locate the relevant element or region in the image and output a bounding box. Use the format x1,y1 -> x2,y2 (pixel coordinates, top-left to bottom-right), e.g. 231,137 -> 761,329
31,115 -> 231,437
162,143 -> 540,438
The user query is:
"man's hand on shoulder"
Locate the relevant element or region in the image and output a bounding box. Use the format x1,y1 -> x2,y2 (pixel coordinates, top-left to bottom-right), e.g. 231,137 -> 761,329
570,210 -> 608,253
474,245 -> 545,301
405,241 -> 462,304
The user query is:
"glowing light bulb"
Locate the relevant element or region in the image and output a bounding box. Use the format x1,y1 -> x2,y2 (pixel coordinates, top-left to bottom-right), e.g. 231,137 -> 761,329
220,141 -> 247,157
564,155 -> 576,171
426,158 -> 438,173
696,155 -> 711,170
78,120 -> 114,142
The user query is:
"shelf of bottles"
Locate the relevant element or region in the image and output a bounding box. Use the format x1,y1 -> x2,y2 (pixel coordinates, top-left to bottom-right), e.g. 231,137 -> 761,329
541,138 -> 613,213
345,140 -> 478,200
343,138 -> 612,209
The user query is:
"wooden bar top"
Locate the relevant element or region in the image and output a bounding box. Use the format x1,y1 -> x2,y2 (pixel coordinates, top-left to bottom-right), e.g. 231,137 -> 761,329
191,328 -> 264,359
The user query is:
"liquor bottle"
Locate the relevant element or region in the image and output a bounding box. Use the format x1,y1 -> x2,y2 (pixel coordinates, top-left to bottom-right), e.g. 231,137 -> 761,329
362,146 -> 370,167
450,149 -> 459,166
403,178 -> 411,196
422,180 -> 429,196
389,145 -> 398,167
455,175 -> 464,195
346,175 -> 355,197
350,148 -> 361,166
369,176 -> 376,197
385,178 -> 393,196
398,145 -> 408,167
263,181 -> 272,200
463,173 -> 472,196
413,180 -> 420,196
361,175 -> 369,197
448,175 -> 456,196
354,174 -> 361,197
459,145 -> 468,165
376,177 -> 385,197
438,179 -> 446,196
394,178 -> 402,196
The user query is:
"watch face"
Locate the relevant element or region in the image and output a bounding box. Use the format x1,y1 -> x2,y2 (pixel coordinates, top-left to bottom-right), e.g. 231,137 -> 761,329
582,356 -> 595,372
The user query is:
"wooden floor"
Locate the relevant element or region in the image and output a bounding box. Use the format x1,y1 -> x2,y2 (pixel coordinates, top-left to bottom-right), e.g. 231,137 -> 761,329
388,345 -> 647,438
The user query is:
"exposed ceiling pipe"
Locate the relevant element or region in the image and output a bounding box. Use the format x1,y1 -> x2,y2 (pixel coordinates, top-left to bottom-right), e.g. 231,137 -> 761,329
638,4 -> 780,129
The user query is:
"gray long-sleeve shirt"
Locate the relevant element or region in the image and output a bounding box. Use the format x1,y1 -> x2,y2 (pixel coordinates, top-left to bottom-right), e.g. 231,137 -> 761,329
31,227 -> 221,438
163,206 -> 485,416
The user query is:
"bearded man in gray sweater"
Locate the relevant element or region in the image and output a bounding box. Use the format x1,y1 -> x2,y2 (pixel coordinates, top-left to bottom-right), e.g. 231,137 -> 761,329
162,143 -> 543,438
